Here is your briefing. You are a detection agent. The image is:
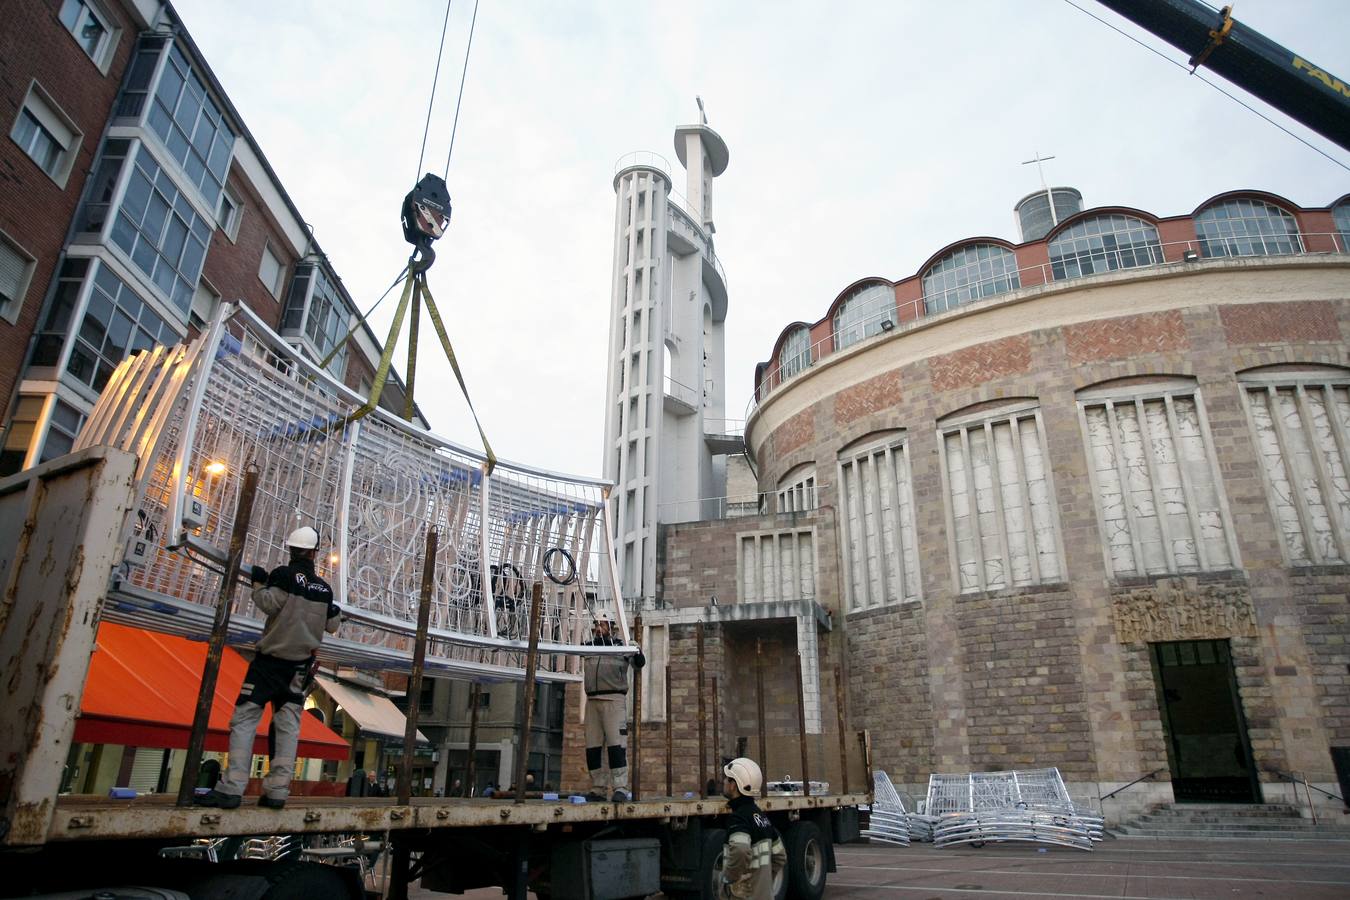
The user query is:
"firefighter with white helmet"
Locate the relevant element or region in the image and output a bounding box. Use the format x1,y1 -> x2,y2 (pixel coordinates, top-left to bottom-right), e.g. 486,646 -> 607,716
721,757 -> 786,899
582,609 -> 644,801
196,524 -> 340,810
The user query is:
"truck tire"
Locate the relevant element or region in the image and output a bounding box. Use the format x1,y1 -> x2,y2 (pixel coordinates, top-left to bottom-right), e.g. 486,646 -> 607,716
783,821 -> 826,900
698,827 -> 727,900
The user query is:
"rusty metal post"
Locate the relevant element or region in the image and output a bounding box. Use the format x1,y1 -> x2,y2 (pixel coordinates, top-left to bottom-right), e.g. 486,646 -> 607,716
465,682 -> 481,794
696,622 -> 708,796
711,675 -> 720,787
794,652 -> 811,797
857,729 -> 874,800
736,736 -> 748,759
665,671 -> 673,797
755,638 -> 767,799
631,614 -> 642,801
176,464 -> 259,806
834,664 -> 849,795
512,581 -> 546,804
398,526 -> 437,805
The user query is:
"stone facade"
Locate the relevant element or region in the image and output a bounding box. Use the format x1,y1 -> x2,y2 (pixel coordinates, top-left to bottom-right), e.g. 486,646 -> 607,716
739,249 -> 1350,816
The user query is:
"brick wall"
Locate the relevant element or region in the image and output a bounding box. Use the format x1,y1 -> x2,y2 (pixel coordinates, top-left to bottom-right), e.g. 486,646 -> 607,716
200,163 -> 297,328
0,0 -> 137,409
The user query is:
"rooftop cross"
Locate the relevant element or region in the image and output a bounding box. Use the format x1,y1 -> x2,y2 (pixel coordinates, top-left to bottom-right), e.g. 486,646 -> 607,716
1021,151 -> 1060,228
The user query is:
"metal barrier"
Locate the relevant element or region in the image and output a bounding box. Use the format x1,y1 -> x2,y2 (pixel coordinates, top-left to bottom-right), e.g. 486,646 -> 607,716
860,771 -> 912,846
75,303 -> 632,682
925,768 -> 1103,851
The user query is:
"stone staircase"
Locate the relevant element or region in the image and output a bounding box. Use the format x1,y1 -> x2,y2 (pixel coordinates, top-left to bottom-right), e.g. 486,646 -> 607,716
1113,803 -> 1350,840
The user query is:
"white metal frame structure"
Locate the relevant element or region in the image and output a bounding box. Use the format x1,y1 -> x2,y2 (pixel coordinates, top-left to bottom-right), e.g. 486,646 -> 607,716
75,302 -> 632,682
924,768 -> 1103,850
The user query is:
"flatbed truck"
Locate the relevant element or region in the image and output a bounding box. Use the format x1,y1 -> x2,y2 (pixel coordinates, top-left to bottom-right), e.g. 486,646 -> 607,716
0,448 -> 868,899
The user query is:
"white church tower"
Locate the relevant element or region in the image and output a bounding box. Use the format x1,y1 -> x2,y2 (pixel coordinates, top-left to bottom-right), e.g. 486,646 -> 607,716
603,103 -> 732,604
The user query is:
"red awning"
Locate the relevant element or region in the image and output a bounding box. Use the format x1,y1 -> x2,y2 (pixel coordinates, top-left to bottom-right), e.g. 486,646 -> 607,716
75,622 -> 350,761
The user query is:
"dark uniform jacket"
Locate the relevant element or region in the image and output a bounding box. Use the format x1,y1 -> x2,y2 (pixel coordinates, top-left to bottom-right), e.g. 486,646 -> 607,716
253,558 -> 340,661
723,794 -> 787,900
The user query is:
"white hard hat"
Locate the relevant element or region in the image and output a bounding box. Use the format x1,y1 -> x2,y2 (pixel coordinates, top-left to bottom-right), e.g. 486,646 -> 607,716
286,526 -> 320,550
723,757 -> 763,795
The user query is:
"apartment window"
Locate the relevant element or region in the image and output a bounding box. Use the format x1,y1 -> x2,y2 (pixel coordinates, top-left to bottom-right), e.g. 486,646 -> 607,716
216,185 -> 242,242
838,431 -> 920,609
776,465 -> 817,513
0,396 -> 46,476
466,690 -> 491,710
1079,379 -> 1236,577
1240,367 -> 1350,565
832,283 -> 894,351
922,243 -> 1021,315
11,84 -> 81,187
189,280 -> 220,331
1048,215 -> 1164,281
739,529 -> 815,604
146,44 -> 235,206
940,403 -> 1062,593
41,400 -> 85,463
109,145 -> 211,314
59,0 -> 117,70
259,243 -> 285,299
0,232 -> 36,323
65,261 -> 174,391
77,138 -> 131,234
115,34 -> 170,120
281,262 -> 353,374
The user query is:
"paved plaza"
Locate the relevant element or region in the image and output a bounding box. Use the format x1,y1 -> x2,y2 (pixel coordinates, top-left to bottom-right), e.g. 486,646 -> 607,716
408,834 -> 1350,899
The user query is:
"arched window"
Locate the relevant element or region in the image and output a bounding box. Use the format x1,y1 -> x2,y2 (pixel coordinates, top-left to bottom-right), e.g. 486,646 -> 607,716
1333,200 -> 1350,250
779,326 -> 812,381
1195,198 -> 1301,258
832,283 -> 894,351
1048,214 -> 1164,281
922,243 -> 1021,314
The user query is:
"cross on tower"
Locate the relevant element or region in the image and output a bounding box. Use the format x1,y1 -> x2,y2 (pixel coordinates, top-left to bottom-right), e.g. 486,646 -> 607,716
1021,151 -> 1060,228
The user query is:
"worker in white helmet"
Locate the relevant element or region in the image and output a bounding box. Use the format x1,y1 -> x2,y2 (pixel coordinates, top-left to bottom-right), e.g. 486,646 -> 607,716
196,525 -> 340,810
721,757 -> 786,899
582,610 -> 644,801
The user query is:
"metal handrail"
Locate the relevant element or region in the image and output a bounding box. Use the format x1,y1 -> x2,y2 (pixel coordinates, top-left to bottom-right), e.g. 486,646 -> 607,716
1266,768 -> 1345,805
1099,768 -> 1165,802
746,232 -> 1350,423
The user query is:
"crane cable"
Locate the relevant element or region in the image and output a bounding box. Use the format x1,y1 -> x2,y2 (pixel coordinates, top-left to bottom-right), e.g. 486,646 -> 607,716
1060,0 -> 1349,173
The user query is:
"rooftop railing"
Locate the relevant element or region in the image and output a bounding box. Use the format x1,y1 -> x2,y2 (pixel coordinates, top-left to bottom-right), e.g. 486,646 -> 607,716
747,232 -> 1350,423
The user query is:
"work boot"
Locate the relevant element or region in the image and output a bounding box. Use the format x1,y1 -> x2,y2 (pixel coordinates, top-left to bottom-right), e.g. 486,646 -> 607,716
611,789 -> 631,803
193,789 -> 241,810
258,795 -> 286,810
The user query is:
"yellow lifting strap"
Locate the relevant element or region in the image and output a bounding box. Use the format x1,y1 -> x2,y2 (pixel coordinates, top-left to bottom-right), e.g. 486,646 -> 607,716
339,267 -> 497,473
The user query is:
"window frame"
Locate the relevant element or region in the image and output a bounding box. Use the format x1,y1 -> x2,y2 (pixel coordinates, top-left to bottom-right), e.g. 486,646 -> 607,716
58,0 -> 120,72
778,325 -> 812,381
776,464 -> 817,513
216,183 -> 243,242
1077,378 -> 1240,579
937,401 -> 1066,594
836,430 -> 922,611
1047,214 -> 1164,281
1238,366 -> 1350,566
10,81 -> 83,188
832,283 -> 894,351
1195,198 -> 1303,259
922,242 -> 1022,315
258,241 -> 285,299
738,526 -> 817,606
0,229 -> 37,325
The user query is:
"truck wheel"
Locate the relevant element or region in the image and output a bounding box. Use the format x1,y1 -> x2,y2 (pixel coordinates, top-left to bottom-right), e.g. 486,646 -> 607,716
699,827 -> 727,900
784,821 -> 826,900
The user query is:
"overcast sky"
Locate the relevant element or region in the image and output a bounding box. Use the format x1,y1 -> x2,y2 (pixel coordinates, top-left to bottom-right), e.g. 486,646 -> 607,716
172,0 -> 1349,487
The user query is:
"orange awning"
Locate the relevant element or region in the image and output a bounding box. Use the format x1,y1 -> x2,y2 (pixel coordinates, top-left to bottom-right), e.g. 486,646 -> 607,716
75,622 -> 350,761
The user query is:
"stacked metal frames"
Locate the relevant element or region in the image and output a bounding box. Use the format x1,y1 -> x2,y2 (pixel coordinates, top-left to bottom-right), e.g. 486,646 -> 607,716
860,771 -> 911,846
925,768 -> 1103,851
76,303 -> 631,681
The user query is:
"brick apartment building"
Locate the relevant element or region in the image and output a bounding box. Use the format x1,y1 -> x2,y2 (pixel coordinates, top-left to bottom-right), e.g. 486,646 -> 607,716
0,0 -> 417,478
596,187 -> 1350,820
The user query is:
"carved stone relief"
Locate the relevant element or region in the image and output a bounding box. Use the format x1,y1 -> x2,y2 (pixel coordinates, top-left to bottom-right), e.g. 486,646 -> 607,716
1112,581 -> 1257,644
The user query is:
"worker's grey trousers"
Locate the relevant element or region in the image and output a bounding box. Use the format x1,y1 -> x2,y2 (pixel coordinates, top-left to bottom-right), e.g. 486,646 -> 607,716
215,700 -> 302,800
585,695 -> 629,793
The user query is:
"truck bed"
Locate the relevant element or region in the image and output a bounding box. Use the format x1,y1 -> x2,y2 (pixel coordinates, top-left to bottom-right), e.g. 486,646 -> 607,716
49,791 -> 871,842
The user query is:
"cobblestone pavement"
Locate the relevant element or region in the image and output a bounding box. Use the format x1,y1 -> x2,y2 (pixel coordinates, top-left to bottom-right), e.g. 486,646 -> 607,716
405,835 -> 1350,898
